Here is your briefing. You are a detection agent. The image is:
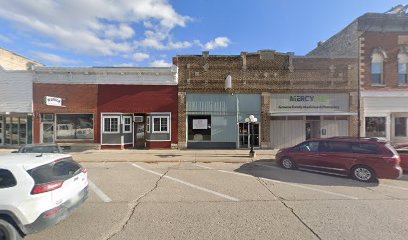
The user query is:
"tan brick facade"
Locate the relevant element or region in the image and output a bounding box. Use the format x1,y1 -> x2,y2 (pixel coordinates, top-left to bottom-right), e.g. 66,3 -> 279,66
175,51 -> 358,149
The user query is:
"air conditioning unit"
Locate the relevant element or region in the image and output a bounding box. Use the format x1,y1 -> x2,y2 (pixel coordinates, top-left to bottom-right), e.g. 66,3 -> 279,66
134,116 -> 144,122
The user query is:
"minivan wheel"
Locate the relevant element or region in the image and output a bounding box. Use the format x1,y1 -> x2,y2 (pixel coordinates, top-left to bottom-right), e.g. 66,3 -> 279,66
0,219 -> 22,240
280,157 -> 296,170
352,166 -> 375,182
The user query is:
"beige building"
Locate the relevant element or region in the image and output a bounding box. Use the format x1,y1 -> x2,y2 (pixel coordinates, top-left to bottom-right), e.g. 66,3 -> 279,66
0,47 -> 43,70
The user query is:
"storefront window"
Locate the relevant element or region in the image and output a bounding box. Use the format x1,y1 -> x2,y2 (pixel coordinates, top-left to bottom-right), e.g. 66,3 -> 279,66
103,117 -> 119,133
395,117 -> 407,137
365,117 -> 386,138
152,116 -> 169,133
188,115 -> 211,141
56,114 -> 94,140
123,116 -> 132,133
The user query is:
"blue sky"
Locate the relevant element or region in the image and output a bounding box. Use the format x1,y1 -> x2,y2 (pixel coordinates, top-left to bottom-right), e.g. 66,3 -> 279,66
0,0 -> 403,67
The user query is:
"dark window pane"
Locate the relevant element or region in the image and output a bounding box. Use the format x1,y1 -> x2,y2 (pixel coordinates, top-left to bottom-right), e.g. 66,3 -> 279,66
352,143 -> 380,154
365,117 -> 386,137
188,115 -> 211,141
371,74 -> 382,84
153,118 -> 160,132
395,117 -> 407,137
28,158 -> 82,183
0,169 -> 17,188
298,141 -> 319,152
327,141 -> 352,153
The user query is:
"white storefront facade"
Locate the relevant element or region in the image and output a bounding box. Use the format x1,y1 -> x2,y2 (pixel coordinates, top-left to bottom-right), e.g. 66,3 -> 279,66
269,93 -> 356,149
362,91 -> 408,144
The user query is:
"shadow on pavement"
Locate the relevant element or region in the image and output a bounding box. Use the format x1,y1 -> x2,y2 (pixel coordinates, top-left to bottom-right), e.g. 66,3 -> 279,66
234,160 -> 380,187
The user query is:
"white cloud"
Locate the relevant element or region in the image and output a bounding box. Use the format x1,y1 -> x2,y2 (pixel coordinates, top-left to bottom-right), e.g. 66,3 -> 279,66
149,60 -> 171,67
0,0 -> 190,56
204,37 -> 231,50
132,52 -> 150,62
32,52 -> 79,64
114,62 -> 135,67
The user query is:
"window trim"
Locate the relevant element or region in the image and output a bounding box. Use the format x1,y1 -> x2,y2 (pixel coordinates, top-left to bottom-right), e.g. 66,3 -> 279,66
146,116 -> 150,133
103,116 -> 120,134
152,116 -> 170,133
123,116 -> 132,133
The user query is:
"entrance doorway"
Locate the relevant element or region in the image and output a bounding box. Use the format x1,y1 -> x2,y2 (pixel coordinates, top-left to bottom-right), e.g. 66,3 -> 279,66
133,117 -> 145,148
305,121 -> 320,140
41,123 -> 54,143
239,122 -> 260,148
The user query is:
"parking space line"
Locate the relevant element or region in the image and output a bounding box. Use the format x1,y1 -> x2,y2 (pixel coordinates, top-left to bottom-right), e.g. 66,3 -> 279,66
196,164 -> 359,200
131,163 -> 239,202
381,184 -> 408,191
88,179 -> 112,203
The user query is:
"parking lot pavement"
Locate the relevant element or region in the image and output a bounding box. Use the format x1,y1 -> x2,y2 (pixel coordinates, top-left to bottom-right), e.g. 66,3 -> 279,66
26,161 -> 408,240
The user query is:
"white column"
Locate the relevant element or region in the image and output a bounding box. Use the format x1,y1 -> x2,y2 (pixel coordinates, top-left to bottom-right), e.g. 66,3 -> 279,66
386,113 -> 392,142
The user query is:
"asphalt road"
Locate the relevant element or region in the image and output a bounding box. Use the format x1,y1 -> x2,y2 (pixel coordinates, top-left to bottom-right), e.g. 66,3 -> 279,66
26,160 -> 408,240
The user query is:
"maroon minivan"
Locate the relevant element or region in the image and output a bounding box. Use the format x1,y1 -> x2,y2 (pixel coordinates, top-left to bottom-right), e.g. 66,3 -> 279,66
275,137 -> 402,182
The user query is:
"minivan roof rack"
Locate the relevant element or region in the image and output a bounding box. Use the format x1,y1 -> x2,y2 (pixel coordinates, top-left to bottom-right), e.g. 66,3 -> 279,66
328,136 -> 387,142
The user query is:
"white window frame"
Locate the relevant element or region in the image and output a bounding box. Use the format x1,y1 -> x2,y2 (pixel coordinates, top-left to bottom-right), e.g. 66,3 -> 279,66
103,116 -> 120,134
152,116 -> 169,133
123,116 -> 132,133
146,116 -> 150,133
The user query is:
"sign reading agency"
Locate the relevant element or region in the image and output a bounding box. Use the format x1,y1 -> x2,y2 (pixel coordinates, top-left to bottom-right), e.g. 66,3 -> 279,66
270,93 -> 349,113
44,96 -> 63,107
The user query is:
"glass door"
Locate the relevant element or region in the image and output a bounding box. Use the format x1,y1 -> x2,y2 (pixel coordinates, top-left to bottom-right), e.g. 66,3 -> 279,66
239,123 -> 260,149
42,123 -> 55,143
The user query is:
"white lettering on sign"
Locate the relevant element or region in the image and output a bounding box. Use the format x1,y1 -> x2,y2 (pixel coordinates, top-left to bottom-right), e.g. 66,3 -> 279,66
45,96 -> 63,107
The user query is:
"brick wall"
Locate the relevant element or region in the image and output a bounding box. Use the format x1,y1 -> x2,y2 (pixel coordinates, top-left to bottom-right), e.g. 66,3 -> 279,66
33,83 -> 98,143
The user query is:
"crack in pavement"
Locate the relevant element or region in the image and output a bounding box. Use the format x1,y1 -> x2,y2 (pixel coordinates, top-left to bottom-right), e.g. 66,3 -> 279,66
104,168 -> 170,240
256,177 -> 322,240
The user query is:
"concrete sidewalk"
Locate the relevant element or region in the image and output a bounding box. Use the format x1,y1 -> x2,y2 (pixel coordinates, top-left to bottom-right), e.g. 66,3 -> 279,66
0,148 -> 278,163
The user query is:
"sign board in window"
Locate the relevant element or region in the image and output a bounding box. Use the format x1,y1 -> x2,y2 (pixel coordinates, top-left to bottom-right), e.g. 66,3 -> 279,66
193,119 -> 208,129
44,96 -> 63,107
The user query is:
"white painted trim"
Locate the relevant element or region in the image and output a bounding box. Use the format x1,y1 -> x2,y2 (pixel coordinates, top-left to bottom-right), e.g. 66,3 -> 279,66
152,116 -> 170,133
123,116 -> 132,133
102,116 -> 120,134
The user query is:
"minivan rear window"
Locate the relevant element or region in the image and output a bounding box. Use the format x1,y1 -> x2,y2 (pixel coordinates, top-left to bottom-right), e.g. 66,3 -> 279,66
27,157 -> 82,184
0,169 -> 17,189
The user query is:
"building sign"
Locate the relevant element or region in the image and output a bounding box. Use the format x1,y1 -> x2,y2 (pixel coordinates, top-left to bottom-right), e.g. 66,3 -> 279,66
44,96 -> 63,107
193,119 -> 208,129
270,93 -> 349,113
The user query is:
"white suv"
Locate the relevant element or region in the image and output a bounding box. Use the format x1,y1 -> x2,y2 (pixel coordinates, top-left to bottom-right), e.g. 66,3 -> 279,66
0,154 -> 88,240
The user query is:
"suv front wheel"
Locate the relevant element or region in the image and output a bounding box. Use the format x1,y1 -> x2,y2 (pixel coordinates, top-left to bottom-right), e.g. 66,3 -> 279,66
352,165 -> 376,182
0,219 -> 22,240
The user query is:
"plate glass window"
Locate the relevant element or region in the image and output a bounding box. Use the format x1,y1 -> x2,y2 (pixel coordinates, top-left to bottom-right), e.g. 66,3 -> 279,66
188,115 -> 211,141
365,117 -> 386,137
56,114 -> 94,140
395,117 -> 407,137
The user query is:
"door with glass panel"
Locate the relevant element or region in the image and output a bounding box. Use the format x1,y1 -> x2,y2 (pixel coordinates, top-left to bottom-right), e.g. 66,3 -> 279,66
239,123 -> 260,149
42,123 -> 55,143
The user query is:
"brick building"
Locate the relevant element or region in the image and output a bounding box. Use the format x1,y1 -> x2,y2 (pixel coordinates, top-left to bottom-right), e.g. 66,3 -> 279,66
308,10 -> 408,144
33,67 -> 178,149
175,51 -> 357,149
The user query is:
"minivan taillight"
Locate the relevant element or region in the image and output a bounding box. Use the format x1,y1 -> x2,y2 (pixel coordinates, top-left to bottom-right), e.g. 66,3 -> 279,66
31,181 -> 63,195
382,155 -> 400,166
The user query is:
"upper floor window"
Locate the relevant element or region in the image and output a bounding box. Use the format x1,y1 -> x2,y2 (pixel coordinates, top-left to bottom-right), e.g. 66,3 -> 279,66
371,52 -> 384,85
399,52 -> 408,85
